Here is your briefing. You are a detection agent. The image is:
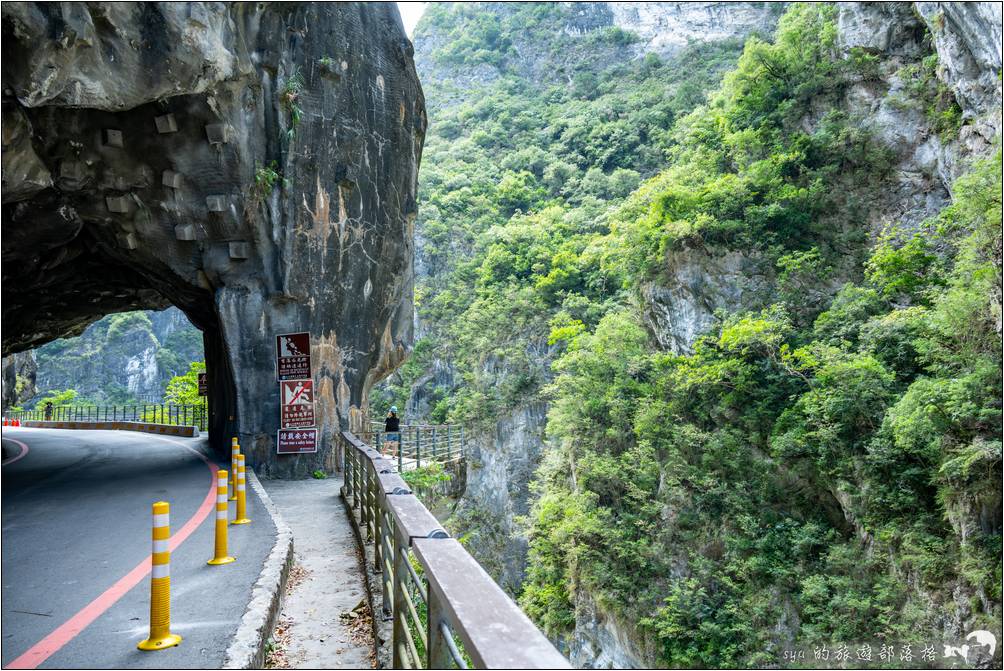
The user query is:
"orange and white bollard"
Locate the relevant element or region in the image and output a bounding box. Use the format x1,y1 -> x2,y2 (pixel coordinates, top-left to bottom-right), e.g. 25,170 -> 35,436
229,440 -> 239,502
208,470 -> 235,565
138,501 -> 182,650
232,454 -> 251,525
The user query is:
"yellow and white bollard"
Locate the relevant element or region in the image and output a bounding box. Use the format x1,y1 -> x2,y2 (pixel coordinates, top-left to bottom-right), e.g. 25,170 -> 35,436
138,501 -> 182,650
232,454 -> 251,525
208,470 -> 236,565
229,440 -> 240,502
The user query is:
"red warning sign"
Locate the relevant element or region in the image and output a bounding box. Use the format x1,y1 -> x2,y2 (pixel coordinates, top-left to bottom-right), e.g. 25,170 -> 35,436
277,428 -> 318,454
275,332 -> 311,380
280,379 -> 315,429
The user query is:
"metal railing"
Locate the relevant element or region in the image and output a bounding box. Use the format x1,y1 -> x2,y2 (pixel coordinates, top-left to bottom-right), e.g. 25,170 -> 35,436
339,430 -> 570,669
360,423 -> 466,472
8,404 -> 208,431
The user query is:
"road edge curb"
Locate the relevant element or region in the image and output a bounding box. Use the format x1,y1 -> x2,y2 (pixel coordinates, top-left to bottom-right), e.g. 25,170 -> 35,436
223,469 -> 294,669
19,420 -> 199,437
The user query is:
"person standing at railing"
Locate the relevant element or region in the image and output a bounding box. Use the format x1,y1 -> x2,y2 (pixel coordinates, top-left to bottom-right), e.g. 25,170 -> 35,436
383,406 -> 401,458
44,401 -> 53,421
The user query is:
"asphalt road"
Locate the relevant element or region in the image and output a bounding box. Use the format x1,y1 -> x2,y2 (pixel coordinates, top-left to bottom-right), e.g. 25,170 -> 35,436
1,428 -> 276,669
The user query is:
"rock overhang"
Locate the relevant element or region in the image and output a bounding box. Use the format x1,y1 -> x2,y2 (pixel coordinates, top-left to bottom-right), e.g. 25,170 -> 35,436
2,2 -> 426,476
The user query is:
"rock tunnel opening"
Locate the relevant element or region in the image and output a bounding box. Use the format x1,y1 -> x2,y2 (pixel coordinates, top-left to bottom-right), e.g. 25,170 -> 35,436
1,222 -> 240,457
1,86 -> 255,458
3,2 -> 425,476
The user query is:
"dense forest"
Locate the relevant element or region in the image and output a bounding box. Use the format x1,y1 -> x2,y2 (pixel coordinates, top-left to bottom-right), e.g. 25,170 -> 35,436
387,2 -> 1001,667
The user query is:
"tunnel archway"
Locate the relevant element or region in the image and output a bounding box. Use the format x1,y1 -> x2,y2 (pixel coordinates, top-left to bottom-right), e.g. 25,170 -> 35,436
2,2 -> 425,475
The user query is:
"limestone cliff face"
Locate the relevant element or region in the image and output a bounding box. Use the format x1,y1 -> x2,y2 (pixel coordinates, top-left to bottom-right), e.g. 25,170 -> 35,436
414,1 -> 781,113
915,2 -> 1003,133
1,2 -> 425,475
642,1 -> 1002,359
28,307 -> 201,403
1,352 -> 37,410
452,402 -> 547,594
608,1 -> 786,58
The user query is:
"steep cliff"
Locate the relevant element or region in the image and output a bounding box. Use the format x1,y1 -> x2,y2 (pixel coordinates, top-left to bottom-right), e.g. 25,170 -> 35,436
405,2 -> 1000,667
522,3 -> 1001,667
402,0 -> 784,601
31,307 -> 202,403
2,2 -> 425,475
1,351 -> 37,410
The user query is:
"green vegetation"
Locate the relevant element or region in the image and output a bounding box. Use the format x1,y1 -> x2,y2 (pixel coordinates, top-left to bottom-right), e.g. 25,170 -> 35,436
33,308 -> 203,407
312,469 -> 327,480
405,3 -> 1000,666
402,462 -> 452,491
406,4 -> 751,433
523,151 -> 1001,664
34,388 -> 93,408
281,67 -> 305,140
164,361 -> 206,405
892,53 -> 964,140
251,161 -> 286,203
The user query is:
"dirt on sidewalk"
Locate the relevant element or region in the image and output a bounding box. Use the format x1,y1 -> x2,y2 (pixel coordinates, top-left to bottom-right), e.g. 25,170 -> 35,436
262,477 -> 373,669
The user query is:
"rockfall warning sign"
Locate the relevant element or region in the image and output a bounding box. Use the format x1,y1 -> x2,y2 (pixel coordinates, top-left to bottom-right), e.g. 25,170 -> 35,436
275,332 -> 311,380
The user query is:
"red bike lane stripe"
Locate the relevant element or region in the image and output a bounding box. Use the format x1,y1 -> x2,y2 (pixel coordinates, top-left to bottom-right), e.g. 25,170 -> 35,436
5,436 -> 218,670
1,437 -> 30,466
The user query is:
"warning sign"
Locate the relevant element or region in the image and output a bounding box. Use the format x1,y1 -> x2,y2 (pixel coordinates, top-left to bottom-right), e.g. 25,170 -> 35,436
277,428 -> 318,454
275,332 -> 311,380
280,379 -> 315,429
198,372 -> 208,396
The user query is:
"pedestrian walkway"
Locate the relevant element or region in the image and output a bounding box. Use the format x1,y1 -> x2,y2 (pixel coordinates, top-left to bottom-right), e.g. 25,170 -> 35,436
261,476 -> 372,669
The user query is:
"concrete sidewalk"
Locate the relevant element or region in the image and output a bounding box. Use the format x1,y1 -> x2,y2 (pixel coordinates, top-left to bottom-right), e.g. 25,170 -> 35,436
261,477 -> 372,669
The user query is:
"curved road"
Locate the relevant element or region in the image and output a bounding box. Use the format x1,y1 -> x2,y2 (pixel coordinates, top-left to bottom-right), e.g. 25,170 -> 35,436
1,428 -> 276,669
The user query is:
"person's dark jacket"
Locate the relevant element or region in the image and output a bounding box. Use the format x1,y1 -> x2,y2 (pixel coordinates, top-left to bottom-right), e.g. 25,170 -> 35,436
384,413 -> 400,433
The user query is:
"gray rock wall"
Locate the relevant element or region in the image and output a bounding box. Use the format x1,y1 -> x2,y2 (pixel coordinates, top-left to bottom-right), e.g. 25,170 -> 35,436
608,1 -> 786,57
1,2 -> 426,476
642,1 -> 1002,357
1,352 -> 37,410
915,2 -> 1003,132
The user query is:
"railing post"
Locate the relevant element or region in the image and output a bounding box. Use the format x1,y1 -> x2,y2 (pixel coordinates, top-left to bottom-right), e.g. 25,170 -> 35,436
432,426 -> 437,462
392,528 -> 408,670
426,584 -> 452,669
380,507 -> 393,616
352,449 -> 361,510
343,439 -> 351,497
361,461 -> 371,540
372,466 -> 383,573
